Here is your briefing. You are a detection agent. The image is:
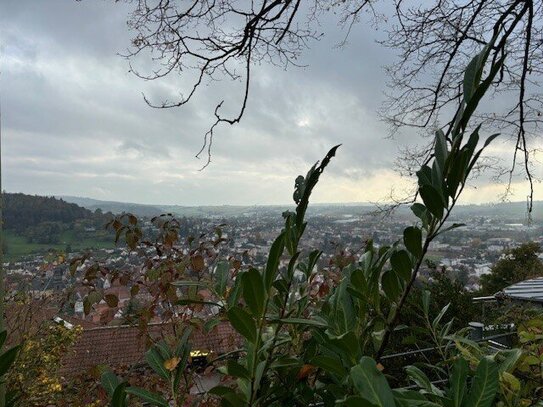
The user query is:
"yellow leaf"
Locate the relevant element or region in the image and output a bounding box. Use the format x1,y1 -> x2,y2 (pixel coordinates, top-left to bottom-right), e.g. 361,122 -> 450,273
163,357 -> 181,371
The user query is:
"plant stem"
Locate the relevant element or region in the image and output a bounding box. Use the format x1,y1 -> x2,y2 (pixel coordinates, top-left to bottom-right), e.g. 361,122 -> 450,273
376,237 -> 431,362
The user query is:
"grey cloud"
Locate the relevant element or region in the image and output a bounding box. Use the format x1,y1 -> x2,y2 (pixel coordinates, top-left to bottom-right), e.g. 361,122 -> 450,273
1,0 -> 513,205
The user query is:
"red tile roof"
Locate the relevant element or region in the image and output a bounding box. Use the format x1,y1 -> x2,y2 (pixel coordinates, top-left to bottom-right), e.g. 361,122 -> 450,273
61,322 -> 241,376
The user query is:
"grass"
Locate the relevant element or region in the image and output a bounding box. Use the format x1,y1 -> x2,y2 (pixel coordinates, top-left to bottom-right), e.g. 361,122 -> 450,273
4,230 -> 115,262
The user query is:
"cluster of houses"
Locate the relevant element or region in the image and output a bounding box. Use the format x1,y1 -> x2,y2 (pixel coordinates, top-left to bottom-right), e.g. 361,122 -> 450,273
4,209 -> 543,378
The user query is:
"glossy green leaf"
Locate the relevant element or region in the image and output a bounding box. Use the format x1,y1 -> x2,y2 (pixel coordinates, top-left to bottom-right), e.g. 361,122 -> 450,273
459,55 -> 505,132
405,365 -> 444,397
446,149 -> 470,197
463,357 -> 499,407
494,348 -> 522,373
305,249 -> 322,277
432,303 -> 450,329
264,232 -> 285,289
463,51 -> 484,103
328,331 -> 361,363
390,250 -> 413,281
87,290 -> 102,305
416,165 -> 433,186
411,203 -> 431,228
225,360 -> 250,380
403,226 -> 422,259
101,371 -> 120,397
227,276 -> 243,309
382,269 -> 402,301
421,290 -> 430,318
242,269 -> 266,317
350,357 -> 396,407
448,357 -> 468,407
466,134 -> 500,175
145,347 -> 170,380
228,306 -> 257,344
294,145 -> 340,230
431,160 -> 445,204
419,184 -> 444,219
310,355 -> 346,377
270,356 -> 299,369
435,130 -> 448,170
111,382 -> 128,407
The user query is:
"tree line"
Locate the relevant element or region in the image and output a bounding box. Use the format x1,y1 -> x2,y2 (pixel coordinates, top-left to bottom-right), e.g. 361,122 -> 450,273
2,193 -> 113,245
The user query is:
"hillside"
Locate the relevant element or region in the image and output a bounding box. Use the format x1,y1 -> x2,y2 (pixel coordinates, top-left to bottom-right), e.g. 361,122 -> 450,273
4,193 -> 97,232
59,196 -> 164,217
59,195 -> 540,220
3,193 -> 115,260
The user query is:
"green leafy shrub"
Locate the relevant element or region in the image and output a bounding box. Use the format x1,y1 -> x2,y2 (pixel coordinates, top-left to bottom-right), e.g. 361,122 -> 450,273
93,38 -> 542,407
6,323 -> 81,406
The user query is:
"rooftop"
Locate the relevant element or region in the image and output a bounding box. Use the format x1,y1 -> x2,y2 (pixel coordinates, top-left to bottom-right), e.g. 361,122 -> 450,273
502,277 -> 543,303
61,321 -> 240,375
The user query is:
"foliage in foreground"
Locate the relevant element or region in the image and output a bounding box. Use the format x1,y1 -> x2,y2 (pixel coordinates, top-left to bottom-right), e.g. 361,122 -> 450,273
6,322 -> 81,407
86,41 -> 543,407
0,331 -> 20,407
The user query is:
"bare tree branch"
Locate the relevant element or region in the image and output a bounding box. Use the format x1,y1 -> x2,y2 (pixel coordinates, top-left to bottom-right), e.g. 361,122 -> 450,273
121,0 -> 543,207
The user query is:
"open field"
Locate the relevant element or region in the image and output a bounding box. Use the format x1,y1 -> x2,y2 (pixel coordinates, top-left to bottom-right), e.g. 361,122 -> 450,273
4,230 -> 114,261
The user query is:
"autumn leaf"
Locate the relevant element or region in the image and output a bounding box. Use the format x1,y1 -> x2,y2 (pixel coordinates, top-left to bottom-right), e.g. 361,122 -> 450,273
191,254 -> 205,272
163,357 -> 181,371
105,294 -> 119,308
297,364 -> 316,380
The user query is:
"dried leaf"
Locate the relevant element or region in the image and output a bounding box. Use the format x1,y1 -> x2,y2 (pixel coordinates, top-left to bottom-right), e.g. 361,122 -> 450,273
105,294 -> 119,308
164,357 -> 181,371
192,255 -> 205,272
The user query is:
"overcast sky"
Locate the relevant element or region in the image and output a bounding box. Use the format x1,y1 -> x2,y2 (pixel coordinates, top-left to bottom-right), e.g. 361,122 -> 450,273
1,1 -> 538,206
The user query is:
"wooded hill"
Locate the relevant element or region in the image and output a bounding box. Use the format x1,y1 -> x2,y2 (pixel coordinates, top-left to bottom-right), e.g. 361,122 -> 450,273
2,193 -> 115,253
3,193 -> 107,233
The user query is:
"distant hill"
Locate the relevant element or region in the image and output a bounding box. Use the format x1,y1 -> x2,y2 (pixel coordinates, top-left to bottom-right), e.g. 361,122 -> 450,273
59,196 -> 164,218
58,197 -> 376,218
57,195 -> 541,220
4,193 -> 99,233
449,201 -> 542,220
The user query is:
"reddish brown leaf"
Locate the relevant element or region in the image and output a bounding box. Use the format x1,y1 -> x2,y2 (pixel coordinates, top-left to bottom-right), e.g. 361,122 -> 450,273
191,254 -> 205,272
105,294 -> 119,308
297,364 -> 316,380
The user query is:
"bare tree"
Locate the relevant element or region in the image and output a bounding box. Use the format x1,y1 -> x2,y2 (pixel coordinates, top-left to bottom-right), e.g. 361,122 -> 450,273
123,0 -> 326,167
122,0 -> 541,209
380,0 -> 542,212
